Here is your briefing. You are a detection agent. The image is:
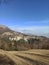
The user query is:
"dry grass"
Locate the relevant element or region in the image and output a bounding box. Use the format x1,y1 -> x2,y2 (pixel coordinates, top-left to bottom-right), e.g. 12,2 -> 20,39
0,49 -> 49,65
0,54 -> 15,65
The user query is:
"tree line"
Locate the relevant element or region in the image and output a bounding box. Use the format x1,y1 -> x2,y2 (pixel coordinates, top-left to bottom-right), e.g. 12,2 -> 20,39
0,37 -> 49,51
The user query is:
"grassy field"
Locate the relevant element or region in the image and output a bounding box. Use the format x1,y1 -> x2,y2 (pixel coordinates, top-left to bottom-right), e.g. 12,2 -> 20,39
0,49 -> 49,65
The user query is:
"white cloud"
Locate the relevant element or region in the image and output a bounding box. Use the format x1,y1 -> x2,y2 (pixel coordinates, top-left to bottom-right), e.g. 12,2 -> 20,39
9,21 -> 49,37
12,26 -> 49,37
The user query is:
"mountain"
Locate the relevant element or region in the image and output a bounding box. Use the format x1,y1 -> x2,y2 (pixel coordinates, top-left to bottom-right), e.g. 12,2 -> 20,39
0,25 -> 49,51
0,25 -> 24,37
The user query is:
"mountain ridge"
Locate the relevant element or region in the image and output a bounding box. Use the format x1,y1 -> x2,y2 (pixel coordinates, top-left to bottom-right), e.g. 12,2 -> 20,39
0,25 -> 49,51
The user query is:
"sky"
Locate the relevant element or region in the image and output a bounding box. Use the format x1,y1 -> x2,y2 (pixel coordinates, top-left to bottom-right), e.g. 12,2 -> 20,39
0,0 -> 49,37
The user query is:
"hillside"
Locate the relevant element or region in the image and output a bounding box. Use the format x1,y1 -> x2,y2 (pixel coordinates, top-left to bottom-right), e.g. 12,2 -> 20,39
0,25 -> 49,51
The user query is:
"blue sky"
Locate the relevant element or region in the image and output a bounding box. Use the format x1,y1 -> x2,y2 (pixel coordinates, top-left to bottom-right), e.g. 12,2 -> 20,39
0,0 -> 49,37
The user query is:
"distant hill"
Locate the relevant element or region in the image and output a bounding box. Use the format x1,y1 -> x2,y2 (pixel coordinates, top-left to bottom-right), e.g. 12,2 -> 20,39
0,25 -> 49,51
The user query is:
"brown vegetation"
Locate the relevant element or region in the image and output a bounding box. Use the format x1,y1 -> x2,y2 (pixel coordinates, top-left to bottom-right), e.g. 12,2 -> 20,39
0,25 -> 49,51
0,49 -> 49,65
0,37 -> 49,51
